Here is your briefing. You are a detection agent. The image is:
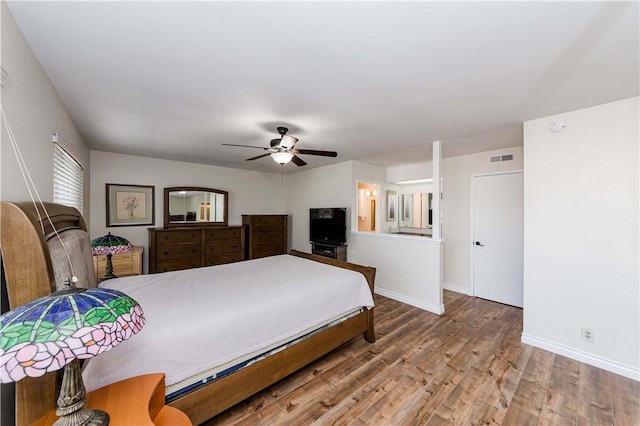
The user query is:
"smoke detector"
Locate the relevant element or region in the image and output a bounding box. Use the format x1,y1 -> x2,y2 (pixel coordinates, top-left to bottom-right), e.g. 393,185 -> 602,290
549,121 -> 567,133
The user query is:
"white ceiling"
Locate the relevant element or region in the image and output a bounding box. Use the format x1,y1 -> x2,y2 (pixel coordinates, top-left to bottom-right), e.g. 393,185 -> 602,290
7,1 -> 639,173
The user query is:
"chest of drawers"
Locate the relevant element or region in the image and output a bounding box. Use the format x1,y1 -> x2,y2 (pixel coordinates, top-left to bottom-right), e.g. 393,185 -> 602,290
148,226 -> 244,273
242,214 -> 288,259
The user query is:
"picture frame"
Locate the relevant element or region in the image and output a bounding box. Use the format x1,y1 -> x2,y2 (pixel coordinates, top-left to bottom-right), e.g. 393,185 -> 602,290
386,190 -> 397,221
106,184 -> 155,227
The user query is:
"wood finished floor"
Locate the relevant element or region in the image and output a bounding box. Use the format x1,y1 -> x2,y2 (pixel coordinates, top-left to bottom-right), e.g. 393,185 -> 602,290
203,292 -> 639,425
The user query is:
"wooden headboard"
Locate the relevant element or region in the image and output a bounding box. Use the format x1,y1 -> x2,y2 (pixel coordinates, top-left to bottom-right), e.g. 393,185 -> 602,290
1,201 -> 88,425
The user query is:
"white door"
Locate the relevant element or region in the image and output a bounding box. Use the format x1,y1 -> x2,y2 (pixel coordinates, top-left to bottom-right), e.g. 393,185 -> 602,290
472,172 -> 524,307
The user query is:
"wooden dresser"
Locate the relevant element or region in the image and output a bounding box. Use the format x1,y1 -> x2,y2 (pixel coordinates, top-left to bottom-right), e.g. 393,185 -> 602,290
242,214 -> 288,259
148,226 -> 244,273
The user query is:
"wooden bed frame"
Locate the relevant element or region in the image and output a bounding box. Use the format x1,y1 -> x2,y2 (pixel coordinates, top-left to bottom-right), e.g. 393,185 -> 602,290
0,201 -> 376,425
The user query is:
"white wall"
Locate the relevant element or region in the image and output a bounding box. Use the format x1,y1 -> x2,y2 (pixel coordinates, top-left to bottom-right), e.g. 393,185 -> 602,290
0,3 -> 90,219
441,146 -> 524,294
285,161 -> 354,252
349,233 -> 443,314
522,97 -> 639,380
387,161 -> 432,182
90,151 -> 285,272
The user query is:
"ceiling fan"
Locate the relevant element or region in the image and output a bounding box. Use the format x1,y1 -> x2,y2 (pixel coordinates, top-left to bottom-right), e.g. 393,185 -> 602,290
222,127 -> 337,166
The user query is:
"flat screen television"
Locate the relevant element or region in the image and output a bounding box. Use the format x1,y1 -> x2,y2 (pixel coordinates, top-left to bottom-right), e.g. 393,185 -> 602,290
310,207 -> 347,245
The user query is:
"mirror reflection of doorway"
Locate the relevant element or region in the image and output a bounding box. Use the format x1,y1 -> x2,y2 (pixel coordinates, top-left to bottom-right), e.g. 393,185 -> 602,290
199,203 -> 211,221
371,200 -> 376,231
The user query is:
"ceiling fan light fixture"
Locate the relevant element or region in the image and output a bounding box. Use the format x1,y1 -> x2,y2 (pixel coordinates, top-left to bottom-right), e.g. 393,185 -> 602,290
271,152 -> 294,164
280,135 -> 298,150
223,126 -> 336,167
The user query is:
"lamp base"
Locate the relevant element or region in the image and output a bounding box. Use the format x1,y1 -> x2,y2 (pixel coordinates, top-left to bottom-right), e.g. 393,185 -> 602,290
101,253 -> 117,281
54,359 -> 110,426
53,408 -> 109,426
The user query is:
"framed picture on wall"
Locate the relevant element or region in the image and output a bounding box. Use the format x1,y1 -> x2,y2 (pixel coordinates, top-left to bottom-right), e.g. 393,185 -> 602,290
386,190 -> 397,221
106,184 -> 155,227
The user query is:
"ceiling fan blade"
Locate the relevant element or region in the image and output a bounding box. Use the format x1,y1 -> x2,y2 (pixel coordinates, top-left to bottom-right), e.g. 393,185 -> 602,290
222,143 -> 269,150
245,153 -> 271,161
294,149 -> 337,157
291,155 -> 307,167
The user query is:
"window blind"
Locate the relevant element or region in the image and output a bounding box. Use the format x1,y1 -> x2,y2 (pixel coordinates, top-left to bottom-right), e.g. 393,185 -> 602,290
53,141 -> 84,214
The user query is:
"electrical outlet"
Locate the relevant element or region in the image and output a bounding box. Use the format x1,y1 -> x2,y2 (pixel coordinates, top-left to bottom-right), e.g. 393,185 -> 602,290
581,327 -> 595,343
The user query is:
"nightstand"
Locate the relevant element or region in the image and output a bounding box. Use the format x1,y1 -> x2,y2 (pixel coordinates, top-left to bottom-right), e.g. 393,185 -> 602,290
31,373 -> 191,425
93,246 -> 143,279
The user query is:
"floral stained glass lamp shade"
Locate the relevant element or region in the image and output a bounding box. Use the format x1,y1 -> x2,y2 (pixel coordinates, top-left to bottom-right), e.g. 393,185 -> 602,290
0,286 -> 145,425
91,232 -> 133,280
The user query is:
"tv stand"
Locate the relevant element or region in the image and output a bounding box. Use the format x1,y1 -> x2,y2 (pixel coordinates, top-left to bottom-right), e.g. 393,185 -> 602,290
311,242 -> 347,261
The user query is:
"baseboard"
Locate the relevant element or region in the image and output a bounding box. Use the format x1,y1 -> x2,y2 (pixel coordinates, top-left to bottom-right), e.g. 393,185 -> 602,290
443,282 -> 472,296
375,288 -> 445,315
521,333 -> 640,382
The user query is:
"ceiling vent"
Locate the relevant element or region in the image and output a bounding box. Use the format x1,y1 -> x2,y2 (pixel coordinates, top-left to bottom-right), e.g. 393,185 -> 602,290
490,154 -> 514,163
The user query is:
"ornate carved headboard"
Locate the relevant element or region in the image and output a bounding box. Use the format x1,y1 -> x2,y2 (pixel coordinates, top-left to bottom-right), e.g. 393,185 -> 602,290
0,201 -> 90,425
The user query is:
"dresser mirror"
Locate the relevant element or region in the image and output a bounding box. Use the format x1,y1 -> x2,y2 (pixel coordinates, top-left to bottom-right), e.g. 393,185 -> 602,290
164,186 -> 228,227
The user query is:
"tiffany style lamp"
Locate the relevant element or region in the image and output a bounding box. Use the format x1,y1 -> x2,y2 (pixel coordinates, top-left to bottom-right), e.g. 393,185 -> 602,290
0,286 -> 145,425
91,233 -> 133,280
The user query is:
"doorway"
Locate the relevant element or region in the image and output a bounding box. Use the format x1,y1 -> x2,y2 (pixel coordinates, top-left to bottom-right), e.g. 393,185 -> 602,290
471,171 -> 524,308
357,182 -> 378,232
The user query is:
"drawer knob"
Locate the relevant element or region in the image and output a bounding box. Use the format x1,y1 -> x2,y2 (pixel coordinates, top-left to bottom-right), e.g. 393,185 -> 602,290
163,236 -> 169,240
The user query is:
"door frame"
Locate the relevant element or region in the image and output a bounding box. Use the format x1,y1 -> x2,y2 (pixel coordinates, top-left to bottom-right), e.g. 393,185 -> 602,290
469,169 -> 524,299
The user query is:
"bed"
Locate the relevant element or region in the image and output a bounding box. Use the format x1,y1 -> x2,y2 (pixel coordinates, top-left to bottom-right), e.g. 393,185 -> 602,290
0,201 -> 376,425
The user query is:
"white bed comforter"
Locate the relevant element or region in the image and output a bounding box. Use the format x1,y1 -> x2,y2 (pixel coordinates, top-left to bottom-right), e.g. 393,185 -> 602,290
82,254 -> 374,393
